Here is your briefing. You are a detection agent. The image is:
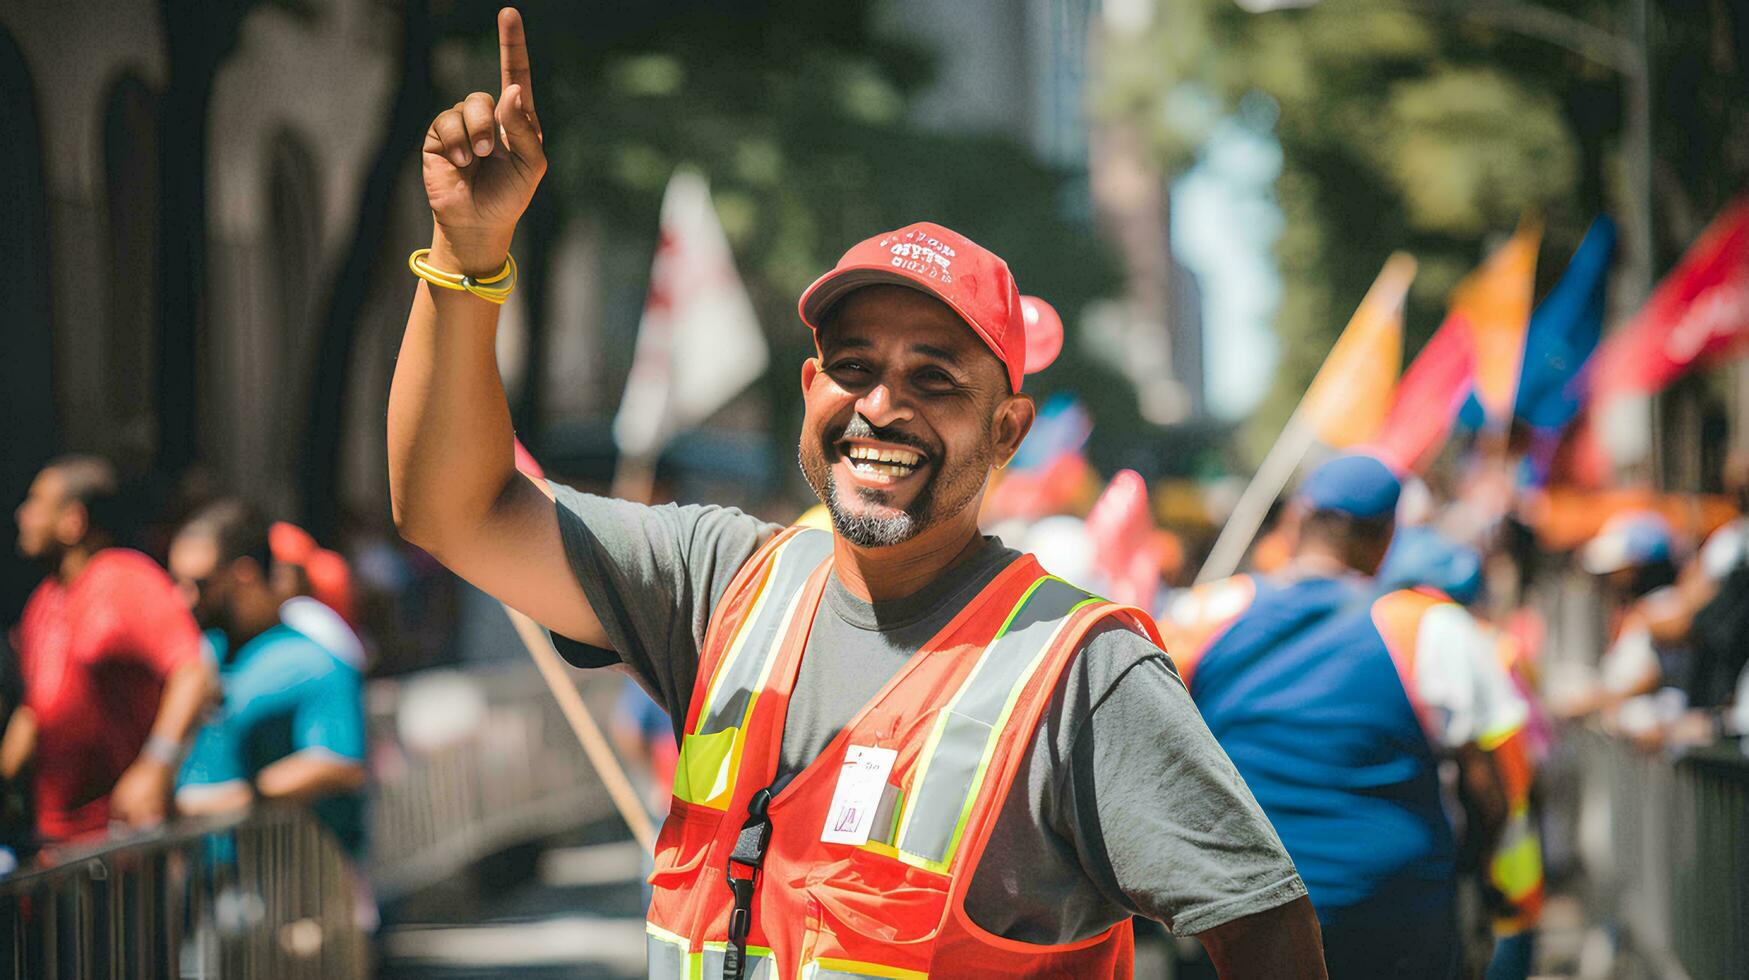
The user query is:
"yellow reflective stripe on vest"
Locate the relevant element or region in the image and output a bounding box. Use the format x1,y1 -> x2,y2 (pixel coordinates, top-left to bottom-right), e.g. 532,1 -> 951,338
895,576 -> 1098,872
645,924 -> 774,979
1491,804 -> 1543,901
801,958 -> 927,980
676,530 -> 831,808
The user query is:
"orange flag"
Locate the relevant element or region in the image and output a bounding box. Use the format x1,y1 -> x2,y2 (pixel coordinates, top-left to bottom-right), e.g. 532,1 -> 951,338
1453,219 -> 1541,428
1301,253 -> 1414,447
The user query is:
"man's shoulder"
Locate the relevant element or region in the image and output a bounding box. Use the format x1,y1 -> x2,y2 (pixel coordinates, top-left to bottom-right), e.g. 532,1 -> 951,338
86,548 -> 174,591
1059,607 -> 1174,696
235,625 -> 355,683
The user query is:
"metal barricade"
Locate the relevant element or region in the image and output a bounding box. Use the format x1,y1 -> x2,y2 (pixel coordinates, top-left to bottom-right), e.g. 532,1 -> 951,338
0,807 -> 366,980
363,662 -> 622,902
0,661 -> 630,976
1576,728 -> 1749,980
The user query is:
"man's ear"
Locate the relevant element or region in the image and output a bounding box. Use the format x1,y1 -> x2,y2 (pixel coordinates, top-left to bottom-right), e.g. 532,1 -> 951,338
801,357 -> 821,393
992,394 -> 1037,468
53,502 -> 90,548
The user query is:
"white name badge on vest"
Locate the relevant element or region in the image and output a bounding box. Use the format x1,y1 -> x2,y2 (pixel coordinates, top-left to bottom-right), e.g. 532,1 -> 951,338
820,745 -> 898,845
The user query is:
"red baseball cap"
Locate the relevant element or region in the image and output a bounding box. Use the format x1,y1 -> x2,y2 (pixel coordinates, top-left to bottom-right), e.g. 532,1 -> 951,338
798,221 -> 1033,391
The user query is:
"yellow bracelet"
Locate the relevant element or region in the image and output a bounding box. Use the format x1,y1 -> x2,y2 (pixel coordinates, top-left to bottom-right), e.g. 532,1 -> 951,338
408,249 -> 518,305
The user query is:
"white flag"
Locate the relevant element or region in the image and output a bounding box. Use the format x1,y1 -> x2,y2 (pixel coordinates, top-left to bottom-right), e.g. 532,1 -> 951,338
613,169 -> 768,460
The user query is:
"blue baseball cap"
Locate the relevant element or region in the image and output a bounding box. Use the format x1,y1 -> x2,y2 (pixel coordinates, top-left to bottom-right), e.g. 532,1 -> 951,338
1378,525 -> 1484,604
1297,453 -> 1402,519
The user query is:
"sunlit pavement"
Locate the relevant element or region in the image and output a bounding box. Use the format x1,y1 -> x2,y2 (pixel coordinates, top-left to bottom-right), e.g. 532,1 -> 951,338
376,818 -> 648,979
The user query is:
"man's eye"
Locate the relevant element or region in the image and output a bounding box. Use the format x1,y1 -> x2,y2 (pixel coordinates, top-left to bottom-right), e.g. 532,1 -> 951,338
830,360 -> 870,376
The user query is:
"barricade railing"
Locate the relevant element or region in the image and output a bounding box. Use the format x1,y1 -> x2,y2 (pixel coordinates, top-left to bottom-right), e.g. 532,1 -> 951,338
0,659 -> 631,977
1574,727 -> 1749,980
363,661 -> 622,902
0,806 -> 366,980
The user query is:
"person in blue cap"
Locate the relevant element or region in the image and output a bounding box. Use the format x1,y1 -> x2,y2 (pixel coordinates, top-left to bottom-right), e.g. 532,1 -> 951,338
1162,453 -> 1526,979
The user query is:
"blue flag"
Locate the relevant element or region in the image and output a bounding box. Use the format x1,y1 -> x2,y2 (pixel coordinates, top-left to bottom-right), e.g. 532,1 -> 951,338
1010,394 -> 1092,472
1458,217 -> 1616,431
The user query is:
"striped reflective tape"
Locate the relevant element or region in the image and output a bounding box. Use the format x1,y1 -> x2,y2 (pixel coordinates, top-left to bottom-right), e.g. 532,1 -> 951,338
1490,805 -> 1543,900
646,924 -> 688,978
801,958 -> 927,980
697,529 -> 833,737
702,943 -> 773,979
645,925 -> 775,979
894,576 -> 1098,871
675,530 -> 832,807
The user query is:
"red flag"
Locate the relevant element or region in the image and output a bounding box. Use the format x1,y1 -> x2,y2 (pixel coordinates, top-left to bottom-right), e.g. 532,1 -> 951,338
1591,197 -> 1749,400
1371,315 -> 1477,473
1085,470 -> 1162,611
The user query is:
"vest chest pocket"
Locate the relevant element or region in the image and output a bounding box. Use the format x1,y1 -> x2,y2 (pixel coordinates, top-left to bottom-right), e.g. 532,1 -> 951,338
791,852 -> 950,977
648,798 -> 720,891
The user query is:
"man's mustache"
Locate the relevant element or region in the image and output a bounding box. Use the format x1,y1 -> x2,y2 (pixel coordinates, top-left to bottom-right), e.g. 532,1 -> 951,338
833,414 -> 933,458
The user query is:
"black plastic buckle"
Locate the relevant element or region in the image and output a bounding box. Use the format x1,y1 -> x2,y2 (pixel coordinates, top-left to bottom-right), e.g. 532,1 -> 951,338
722,787 -> 776,980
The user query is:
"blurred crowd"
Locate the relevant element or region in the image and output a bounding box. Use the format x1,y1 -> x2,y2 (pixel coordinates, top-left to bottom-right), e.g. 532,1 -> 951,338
6,413 -> 1748,975
0,453 -> 447,876
970,414 -> 1749,976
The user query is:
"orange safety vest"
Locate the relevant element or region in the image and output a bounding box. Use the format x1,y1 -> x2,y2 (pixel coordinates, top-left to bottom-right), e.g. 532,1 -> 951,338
645,526 -> 1164,979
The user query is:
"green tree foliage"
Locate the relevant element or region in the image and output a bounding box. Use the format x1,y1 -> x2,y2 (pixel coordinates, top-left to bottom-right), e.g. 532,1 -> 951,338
1096,0 -> 1619,452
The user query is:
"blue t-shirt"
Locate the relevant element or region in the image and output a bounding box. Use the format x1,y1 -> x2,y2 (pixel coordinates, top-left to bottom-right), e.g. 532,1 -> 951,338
1181,575 -> 1456,927
179,599 -> 367,855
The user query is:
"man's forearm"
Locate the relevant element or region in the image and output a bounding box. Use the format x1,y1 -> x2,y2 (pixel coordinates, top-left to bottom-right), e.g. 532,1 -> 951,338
1198,895 -> 1327,979
150,659 -> 218,749
255,752 -> 367,804
386,227 -> 521,552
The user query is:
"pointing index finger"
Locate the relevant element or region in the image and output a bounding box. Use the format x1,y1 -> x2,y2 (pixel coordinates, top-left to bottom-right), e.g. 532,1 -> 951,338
498,7 -> 535,114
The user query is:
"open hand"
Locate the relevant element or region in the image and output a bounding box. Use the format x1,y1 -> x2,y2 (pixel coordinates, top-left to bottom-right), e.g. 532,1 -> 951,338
421,7 -> 547,274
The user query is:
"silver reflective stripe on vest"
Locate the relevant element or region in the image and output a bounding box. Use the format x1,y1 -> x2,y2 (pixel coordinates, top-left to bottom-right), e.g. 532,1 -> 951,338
897,577 -> 1096,868
702,945 -> 773,979
697,529 -> 833,735
647,928 -> 686,978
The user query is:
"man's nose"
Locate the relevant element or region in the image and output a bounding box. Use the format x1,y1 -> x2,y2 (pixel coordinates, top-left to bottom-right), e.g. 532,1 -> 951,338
853,383 -> 913,428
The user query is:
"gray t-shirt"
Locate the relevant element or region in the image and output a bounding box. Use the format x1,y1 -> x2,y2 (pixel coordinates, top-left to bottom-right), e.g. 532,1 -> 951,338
548,487 -> 1305,940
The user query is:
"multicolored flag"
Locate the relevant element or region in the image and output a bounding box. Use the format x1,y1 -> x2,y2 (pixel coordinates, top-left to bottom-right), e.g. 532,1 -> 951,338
1460,217 -> 1615,432
1590,197 -> 1749,402
1301,253 -> 1414,447
1454,219 -> 1541,429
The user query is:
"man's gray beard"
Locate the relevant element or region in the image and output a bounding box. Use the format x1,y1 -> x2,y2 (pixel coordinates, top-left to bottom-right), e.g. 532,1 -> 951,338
819,469 -> 929,548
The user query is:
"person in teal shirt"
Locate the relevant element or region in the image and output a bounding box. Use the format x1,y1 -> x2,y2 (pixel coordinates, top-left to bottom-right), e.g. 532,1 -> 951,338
168,500 -> 368,856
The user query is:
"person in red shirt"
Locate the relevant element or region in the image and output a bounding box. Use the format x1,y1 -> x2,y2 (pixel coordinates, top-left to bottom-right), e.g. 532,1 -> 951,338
10,456 -> 217,841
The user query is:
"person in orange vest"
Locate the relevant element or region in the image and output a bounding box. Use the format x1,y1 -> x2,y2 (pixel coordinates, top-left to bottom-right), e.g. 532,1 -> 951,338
1377,526 -> 1545,980
384,10 -> 1324,977
1160,455 -> 1524,978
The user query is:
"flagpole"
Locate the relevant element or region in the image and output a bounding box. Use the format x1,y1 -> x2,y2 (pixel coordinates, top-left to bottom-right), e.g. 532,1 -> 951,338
1196,253 -> 1414,585
503,602 -> 658,852
611,452 -> 660,504
1196,412 -> 1317,584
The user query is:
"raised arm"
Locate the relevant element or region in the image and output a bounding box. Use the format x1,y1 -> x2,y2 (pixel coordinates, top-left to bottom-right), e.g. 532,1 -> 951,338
387,7 -> 608,648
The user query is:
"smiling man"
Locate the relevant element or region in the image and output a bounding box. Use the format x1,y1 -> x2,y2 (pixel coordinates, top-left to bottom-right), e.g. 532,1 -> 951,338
387,9 -> 1322,978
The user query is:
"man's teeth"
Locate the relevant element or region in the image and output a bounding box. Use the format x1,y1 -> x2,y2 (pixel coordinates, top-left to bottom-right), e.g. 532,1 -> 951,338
844,445 -> 921,483
846,446 -> 921,466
